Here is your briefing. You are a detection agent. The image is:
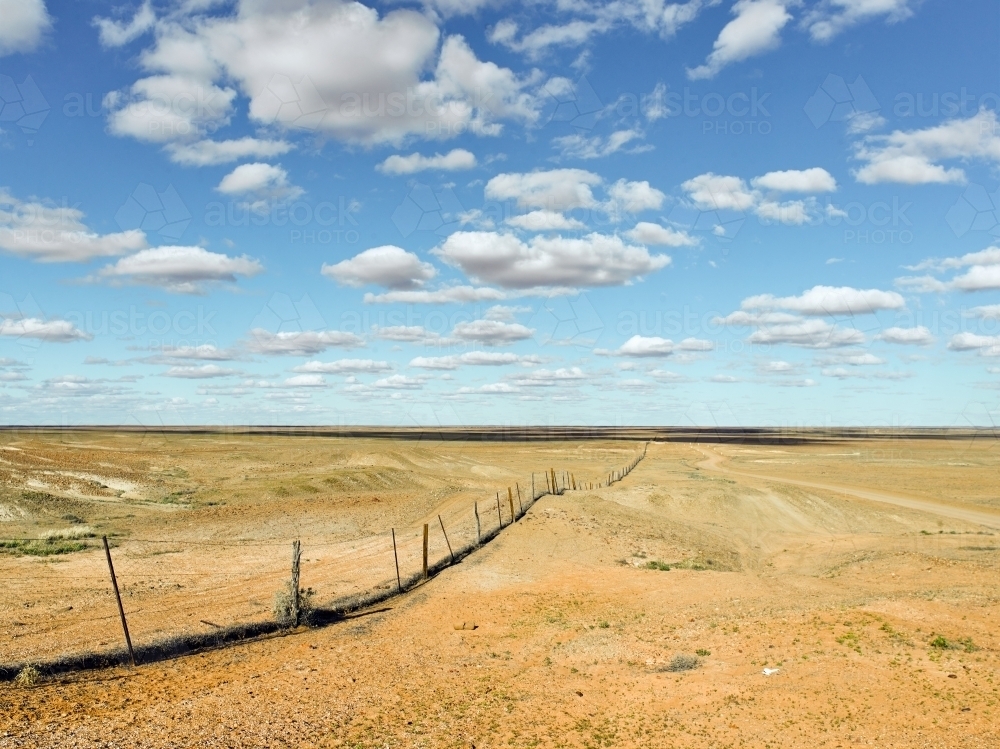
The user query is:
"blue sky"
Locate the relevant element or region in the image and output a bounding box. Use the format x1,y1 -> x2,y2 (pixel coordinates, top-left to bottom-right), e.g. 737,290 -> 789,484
1,0 -> 1000,427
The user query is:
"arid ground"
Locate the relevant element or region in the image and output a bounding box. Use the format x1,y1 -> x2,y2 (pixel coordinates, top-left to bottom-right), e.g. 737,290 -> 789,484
1,431 -> 999,748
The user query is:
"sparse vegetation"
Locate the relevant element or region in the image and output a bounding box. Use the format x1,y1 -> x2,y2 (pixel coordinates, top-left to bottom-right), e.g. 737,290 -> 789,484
644,560 -> 671,571
0,538 -> 91,556
930,635 -> 977,652
662,654 -> 700,672
695,648 -> 711,657
13,665 -> 41,686
273,584 -> 315,625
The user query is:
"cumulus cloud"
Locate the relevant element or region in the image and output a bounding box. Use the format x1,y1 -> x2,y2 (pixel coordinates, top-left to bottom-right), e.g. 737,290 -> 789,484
603,334 -> 713,357
247,329 -> 365,356
216,163 -> 303,203
0,190 -> 147,262
434,231 -> 671,289
747,318 -> 867,348
0,317 -> 91,342
372,325 -> 454,346
878,326 -> 935,345
510,367 -> 587,387
715,310 -> 867,348
377,148 -> 476,174
0,0 -> 51,56
741,285 -> 905,315
165,138 -> 293,167
606,179 -> 667,214
362,286 -> 506,304
107,3 -> 542,149
626,222 -> 698,247
95,246 -> 263,294
687,0 -> 793,80
292,359 -> 393,374
164,364 -> 239,379
451,320 -> 535,345
506,210 -> 587,231
948,332 -> 1000,356
485,169 -> 602,211
896,247 -> 1000,293
751,168 -> 837,193
854,110 -> 1000,185
409,351 -> 540,369
93,1 -> 155,47
322,246 -> 436,290
681,171 -> 837,225
803,0 -> 916,42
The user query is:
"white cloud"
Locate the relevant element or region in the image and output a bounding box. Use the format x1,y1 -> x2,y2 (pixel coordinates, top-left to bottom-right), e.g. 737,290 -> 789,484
0,317 -> 91,342
752,167 -> 837,193
747,318 -> 867,348
283,374 -> 328,388
451,320 -> 535,345
165,138 -> 293,167
362,286 -> 506,304
94,1 -> 155,47
111,4 -> 541,148
147,344 -> 235,361
0,0 -> 51,56
409,351 -> 540,369
804,0 -> 916,42
605,334 -> 713,357
247,329 -> 365,356
377,149 -> 476,175
967,304 -> 1000,319
553,129 -> 648,159
687,0 -> 793,80
485,169 -> 602,211
164,364 -> 239,379
896,247 -> 1000,293
434,231 -> 671,289
322,246 -> 436,290
711,374 -> 740,383
764,360 -> 793,372
216,163 -> 303,202
681,170 -> 838,225
373,374 -> 425,390
0,190 -> 147,262
819,351 -> 884,366
626,222 -> 699,247
947,333 -> 1000,356
293,359 -> 393,374
741,285 -> 905,315
484,304 -> 531,321
854,110 -> 1000,185
96,246 -> 263,294
682,173 -> 757,211
606,179 -> 667,214
510,367 -> 587,386
372,325 -> 454,346
506,210 -> 587,231
107,75 -> 237,145
878,326 -> 935,345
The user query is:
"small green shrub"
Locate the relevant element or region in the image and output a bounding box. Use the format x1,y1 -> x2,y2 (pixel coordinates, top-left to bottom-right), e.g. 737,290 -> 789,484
695,648 -> 711,657
645,560 -> 671,571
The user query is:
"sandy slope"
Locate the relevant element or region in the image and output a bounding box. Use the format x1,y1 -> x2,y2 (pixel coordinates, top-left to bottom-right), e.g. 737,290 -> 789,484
2,439 -> 999,748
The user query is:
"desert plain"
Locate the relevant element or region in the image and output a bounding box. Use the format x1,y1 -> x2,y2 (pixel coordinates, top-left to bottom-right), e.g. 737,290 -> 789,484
1,429 -> 999,748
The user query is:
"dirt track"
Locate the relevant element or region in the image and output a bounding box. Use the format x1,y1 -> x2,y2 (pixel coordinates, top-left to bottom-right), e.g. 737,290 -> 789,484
2,437 -> 999,748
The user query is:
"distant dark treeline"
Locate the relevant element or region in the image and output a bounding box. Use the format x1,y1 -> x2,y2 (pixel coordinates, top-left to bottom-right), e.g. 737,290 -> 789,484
0,425 -> 995,444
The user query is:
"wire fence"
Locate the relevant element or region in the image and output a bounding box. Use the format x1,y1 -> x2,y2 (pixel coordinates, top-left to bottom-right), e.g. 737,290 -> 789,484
0,444 -> 647,679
